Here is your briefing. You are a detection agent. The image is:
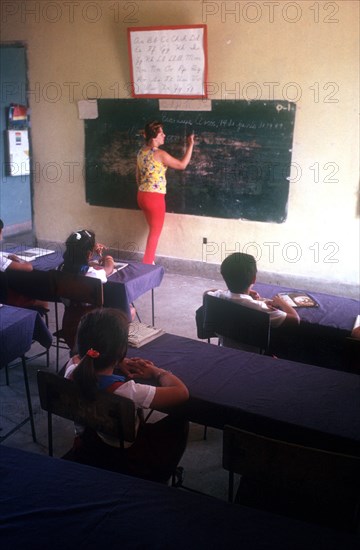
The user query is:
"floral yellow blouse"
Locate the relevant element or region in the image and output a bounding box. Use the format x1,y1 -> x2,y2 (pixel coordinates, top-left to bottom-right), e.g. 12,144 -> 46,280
137,147 -> 167,194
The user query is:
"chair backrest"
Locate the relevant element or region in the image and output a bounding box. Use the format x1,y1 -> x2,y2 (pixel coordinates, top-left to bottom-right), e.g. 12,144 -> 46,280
0,270 -> 8,302
223,425 -> 360,531
203,294 -> 271,353
37,370 -> 136,452
6,268 -> 57,302
53,269 -> 103,306
343,336 -> 360,372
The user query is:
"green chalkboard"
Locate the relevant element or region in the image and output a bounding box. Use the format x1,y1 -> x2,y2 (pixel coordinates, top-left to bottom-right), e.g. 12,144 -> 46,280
85,99 -> 296,222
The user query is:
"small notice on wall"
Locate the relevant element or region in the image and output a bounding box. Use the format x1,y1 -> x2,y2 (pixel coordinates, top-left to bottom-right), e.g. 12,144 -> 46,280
127,25 -> 208,99
159,98 -> 212,111
7,130 -> 30,176
78,99 -> 98,119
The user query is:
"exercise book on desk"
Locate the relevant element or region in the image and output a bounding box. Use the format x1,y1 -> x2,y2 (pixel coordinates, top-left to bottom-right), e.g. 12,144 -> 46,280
353,315 -> 360,331
111,261 -> 128,273
2,247 -> 55,262
279,291 -> 318,308
128,321 -> 164,348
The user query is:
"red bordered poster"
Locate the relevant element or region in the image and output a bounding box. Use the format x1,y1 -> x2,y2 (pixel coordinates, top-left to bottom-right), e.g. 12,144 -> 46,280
127,25 -> 208,99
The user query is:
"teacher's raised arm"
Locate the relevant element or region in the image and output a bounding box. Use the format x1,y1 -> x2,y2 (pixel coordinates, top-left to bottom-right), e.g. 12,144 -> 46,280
136,121 -> 195,264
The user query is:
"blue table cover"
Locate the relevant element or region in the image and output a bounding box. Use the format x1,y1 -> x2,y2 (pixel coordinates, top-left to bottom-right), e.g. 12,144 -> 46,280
0,305 -> 52,367
127,333 -> 360,456
1,446 -> 358,550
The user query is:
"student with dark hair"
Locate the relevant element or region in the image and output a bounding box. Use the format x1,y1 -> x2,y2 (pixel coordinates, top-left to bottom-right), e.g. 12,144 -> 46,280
64,308 -> 189,484
220,252 -> 258,295
205,252 -> 299,348
136,121 -> 195,264
0,218 -> 32,273
59,229 -> 116,350
0,218 -> 47,309
61,229 -> 114,278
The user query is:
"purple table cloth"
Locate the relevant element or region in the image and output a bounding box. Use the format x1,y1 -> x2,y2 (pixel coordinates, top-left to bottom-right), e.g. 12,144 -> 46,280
253,283 -> 359,369
29,249 -> 164,318
253,282 -> 359,333
127,333 -> 360,456
2,446 -> 358,550
0,305 -> 52,367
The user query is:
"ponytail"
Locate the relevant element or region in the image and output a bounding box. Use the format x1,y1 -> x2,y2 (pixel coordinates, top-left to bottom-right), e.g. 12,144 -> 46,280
71,308 -> 129,400
72,351 -> 99,401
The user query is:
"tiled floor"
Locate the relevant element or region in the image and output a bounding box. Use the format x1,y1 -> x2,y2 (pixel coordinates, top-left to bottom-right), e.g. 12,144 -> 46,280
1,269 -> 231,499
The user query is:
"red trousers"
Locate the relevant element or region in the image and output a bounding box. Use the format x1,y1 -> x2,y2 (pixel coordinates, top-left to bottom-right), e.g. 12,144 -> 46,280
137,191 -> 165,264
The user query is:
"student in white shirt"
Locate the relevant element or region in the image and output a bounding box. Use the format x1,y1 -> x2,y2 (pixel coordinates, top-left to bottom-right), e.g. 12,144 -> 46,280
0,218 -> 47,309
64,307 -> 189,484
59,229 -> 115,350
206,252 -> 299,349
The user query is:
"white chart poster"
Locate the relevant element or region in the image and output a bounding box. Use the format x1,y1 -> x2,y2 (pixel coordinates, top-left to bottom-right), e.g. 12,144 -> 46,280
7,130 -> 30,176
127,25 -> 208,98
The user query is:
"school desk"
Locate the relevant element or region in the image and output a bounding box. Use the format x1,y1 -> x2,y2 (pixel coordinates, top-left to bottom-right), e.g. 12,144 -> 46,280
0,304 -> 52,441
253,282 -> 359,370
1,446 -> 359,550
11,248 -> 165,323
127,333 -> 360,456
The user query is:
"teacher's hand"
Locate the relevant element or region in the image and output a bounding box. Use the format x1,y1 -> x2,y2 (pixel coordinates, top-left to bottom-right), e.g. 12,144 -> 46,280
187,133 -> 195,146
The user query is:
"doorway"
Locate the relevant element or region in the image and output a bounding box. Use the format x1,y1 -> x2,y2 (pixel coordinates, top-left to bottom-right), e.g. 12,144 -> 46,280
0,43 -> 33,239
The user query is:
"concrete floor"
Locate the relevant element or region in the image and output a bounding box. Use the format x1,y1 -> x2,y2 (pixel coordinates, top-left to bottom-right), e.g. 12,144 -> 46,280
1,270 -> 232,500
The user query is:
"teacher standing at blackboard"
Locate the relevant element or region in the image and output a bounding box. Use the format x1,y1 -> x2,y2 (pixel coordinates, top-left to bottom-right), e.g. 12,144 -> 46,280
136,120 -> 195,264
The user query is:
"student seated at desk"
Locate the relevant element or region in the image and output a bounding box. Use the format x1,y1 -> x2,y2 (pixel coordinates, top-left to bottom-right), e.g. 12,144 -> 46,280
0,218 -> 47,310
59,229 -> 113,351
59,229 -> 136,351
64,308 -> 189,484
0,218 -> 32,273
206,252 -> 299,350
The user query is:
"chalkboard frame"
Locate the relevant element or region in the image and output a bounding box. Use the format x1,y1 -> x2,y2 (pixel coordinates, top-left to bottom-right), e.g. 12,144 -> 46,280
127,24 -> 208,99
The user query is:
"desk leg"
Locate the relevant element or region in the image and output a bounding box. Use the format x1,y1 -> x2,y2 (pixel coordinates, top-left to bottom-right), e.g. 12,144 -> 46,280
151,289 -> 155,326
0,358 -> 36,443
5,364 -> 9,385
21,356 -> 36,443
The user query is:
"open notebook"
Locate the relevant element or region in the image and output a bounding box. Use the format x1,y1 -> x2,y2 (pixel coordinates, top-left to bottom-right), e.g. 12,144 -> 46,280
109,261 -> 128,276
278,291 -> 318,308
353,314 -> 360,331
2,247 -> 55,262
128,321 -> 165,348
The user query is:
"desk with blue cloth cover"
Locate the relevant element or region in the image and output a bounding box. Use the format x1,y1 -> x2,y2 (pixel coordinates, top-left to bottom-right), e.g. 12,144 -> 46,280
253,282 -> 359,370
127,333 -> 360,456
0,304 -> 52,367
0,304 -> 52,441
18,248 -> 165,322
1,446 -> 359,550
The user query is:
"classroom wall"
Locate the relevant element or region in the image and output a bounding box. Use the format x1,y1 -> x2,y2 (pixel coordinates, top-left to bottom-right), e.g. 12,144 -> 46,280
1,0 -> 359,291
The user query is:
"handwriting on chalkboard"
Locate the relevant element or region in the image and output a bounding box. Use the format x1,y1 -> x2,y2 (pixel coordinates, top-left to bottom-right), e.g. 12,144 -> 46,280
128,25 -> 207,98
85,99 -> 296,223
